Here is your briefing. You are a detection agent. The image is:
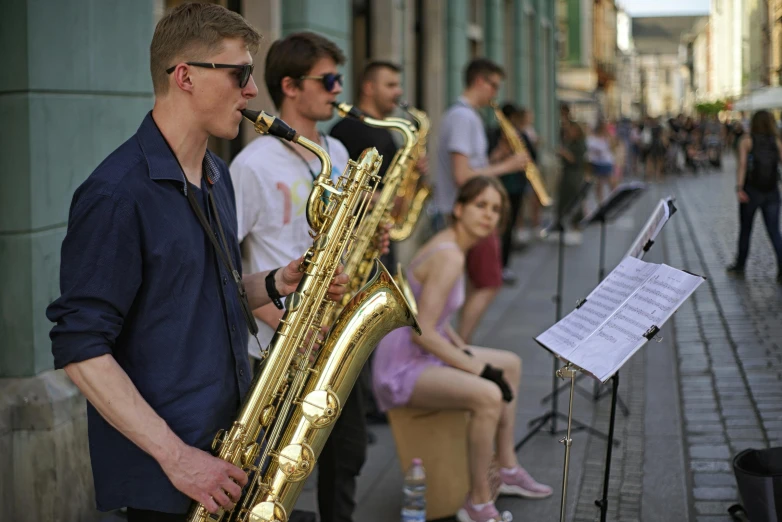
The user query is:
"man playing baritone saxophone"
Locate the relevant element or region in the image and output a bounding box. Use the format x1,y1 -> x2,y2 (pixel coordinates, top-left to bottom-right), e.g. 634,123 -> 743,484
46,5 -> 348,522
329,60 -> 429,272
229,33 -> 387,522
433,58 -> 529,343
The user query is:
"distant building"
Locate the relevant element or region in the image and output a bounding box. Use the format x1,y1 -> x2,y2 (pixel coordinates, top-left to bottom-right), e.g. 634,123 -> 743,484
631,15 -> 705,117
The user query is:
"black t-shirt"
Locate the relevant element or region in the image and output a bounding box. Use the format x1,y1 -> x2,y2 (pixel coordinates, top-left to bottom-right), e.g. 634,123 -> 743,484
330,117 -> 400,185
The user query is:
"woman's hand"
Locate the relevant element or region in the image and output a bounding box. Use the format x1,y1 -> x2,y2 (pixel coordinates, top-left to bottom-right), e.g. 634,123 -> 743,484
479,364 -> 514,402
737,189 -> 750,204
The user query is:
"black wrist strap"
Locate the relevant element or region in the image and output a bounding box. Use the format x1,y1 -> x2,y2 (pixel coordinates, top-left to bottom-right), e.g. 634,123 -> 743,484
266,268 -> 284,310
186,186 -> 259,337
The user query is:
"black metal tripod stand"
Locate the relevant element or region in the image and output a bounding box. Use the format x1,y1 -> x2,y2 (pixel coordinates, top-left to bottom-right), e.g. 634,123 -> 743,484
541,216 -> 632,415
515,221 -> 611,450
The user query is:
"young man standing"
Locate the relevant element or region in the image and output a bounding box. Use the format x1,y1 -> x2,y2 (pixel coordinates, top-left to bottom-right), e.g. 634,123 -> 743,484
47,5 -> 347,521
434,58 -> 528,343
230,32 -> 366,522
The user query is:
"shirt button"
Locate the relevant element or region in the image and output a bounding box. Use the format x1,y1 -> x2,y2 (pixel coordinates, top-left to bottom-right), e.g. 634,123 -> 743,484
223,276 -> 228,285
232,324 -> 236,332
239,368 -> 245,377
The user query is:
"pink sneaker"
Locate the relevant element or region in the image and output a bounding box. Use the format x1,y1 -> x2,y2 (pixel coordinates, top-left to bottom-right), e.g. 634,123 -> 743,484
456,499 -> 513,522
498,466 -> 553,499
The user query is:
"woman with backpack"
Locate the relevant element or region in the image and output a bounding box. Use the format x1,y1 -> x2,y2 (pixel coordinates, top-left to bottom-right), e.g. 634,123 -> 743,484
727,110 -> 782,282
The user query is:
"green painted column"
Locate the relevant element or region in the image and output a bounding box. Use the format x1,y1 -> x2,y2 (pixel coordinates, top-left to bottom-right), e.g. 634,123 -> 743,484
534,0 -> 546,138
567,0 -> 581,65
484,0 -> 505,100
282,0 -> 352,104
0,0 -> 154,378
550,0 -> 560,148
513,0 -> 530,108
446,0 -> 469,105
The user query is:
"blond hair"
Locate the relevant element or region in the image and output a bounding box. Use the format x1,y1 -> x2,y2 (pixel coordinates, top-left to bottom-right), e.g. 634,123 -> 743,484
150,3 -> 261,95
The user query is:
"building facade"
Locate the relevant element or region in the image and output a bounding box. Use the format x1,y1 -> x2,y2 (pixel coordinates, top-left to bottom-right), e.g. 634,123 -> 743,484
772,0 -> 782,86
0,1 -> 558,520
631,16 -> 705,117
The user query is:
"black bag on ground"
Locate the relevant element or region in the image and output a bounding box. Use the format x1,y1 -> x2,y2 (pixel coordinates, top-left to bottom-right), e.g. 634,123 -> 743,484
746,135 -> 781,191
732,447 -> 782,522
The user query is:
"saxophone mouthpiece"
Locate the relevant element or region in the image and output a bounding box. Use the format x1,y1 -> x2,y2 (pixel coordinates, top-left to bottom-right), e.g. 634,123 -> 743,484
332,101 -> 365,121
241,109 -> 298,142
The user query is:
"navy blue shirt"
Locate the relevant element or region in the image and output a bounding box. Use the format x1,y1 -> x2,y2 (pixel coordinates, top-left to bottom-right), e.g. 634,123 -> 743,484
46,112 -> 253,513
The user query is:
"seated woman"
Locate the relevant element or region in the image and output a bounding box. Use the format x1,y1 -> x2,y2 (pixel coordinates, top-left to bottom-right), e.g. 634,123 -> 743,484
373,176 -> 552,522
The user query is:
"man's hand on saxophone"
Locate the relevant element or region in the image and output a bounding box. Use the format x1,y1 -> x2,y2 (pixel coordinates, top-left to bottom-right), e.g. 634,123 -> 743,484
160,441 -> 248,515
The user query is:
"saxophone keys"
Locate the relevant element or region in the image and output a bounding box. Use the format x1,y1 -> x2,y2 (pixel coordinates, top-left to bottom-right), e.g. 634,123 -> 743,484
242,442 -> 260,467
300,389 -> 340,428
249,500 -> 287,522
277,442 -> 315,481
211,429 -> 226,452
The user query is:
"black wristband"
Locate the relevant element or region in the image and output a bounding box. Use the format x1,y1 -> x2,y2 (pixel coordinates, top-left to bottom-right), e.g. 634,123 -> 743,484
266,268 -> 284,310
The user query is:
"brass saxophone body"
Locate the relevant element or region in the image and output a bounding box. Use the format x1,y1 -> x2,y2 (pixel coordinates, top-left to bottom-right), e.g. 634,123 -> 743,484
491,101 -> 553,207
186,110 -> 421,522
390,103 -> 431,241
331,102 -> 419,315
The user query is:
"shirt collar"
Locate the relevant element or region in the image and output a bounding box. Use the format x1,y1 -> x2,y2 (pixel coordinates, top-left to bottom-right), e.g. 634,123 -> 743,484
135,111 -> 221,195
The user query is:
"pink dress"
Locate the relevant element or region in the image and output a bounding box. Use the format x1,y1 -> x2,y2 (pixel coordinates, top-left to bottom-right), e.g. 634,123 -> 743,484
372,242 -> 465,411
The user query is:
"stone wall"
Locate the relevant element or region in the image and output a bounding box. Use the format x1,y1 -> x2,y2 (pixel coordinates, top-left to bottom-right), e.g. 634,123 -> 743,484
0,371 -> 96,521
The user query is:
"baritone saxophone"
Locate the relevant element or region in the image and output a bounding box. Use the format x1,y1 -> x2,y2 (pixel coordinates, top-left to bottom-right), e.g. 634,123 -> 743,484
330,101 -> 419,318
185,109 -> 421,522
390,102 -> 431,241
491,101 -> 552,207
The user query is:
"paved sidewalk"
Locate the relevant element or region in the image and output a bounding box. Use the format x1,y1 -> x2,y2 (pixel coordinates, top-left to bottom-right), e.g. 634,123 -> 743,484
662,156 -> 782,522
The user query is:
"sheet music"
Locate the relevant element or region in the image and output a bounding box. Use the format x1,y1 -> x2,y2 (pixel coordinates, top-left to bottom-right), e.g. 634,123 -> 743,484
626,198 -> 674,259
536,256 -> 657,357
566,264 -> 703,382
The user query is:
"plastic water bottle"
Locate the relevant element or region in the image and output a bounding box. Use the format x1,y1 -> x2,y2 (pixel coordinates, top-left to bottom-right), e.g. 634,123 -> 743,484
401,458 -> 426,522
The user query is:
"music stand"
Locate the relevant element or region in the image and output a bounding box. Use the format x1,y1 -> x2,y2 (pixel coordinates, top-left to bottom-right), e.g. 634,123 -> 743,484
534,257 -> 705,522
540,182 -> 647,413
515,180 -> 610,451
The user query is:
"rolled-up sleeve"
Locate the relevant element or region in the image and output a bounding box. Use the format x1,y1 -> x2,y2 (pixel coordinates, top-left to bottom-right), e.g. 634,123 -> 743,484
47,191 -> 142,369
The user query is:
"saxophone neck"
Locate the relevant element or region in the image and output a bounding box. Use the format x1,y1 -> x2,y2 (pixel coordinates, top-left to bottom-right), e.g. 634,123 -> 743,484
241,109 -> 333,231
333,101 -> 417,148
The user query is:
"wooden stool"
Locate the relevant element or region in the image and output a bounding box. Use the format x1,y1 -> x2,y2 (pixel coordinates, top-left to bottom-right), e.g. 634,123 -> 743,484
387,408 -> 471,520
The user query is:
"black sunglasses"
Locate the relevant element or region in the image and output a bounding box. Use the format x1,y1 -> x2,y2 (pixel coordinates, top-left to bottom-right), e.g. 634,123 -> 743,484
299,72 -> 343,92
166,62 -> 254,88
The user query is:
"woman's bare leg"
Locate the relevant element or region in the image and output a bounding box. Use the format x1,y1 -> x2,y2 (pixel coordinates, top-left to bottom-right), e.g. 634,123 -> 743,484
467,346 -> 522,469
408,365 -> 504,505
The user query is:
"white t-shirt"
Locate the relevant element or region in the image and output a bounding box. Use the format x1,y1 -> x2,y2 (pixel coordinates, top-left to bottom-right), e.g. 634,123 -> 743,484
230,134 -> 349,358
434,97 -> 490,215
586,135 -> 614,165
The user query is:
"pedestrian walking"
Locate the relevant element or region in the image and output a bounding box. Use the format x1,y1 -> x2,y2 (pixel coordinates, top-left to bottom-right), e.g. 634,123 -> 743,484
727,110 -> 782,283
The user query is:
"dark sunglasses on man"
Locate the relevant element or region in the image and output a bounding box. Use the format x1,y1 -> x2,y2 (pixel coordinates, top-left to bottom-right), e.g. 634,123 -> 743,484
165,62 -> 255,89
299,72 -> 343,93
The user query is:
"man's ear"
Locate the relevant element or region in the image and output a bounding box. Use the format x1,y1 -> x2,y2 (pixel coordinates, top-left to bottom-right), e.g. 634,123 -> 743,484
281,76 -> 299,100
173,64 -> 195,93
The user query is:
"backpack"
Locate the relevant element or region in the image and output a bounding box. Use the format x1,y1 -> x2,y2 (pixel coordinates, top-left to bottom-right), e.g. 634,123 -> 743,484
746,135 -> 781,191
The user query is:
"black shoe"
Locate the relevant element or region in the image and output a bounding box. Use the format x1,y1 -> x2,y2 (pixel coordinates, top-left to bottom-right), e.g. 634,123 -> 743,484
726,263 -> 745,276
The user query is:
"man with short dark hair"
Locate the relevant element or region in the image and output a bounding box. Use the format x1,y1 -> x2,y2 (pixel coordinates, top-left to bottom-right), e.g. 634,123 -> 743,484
230,32 -> 369,522
47,5 -> 348,522
330,61 -> 404,181
434,57 -> 528,343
